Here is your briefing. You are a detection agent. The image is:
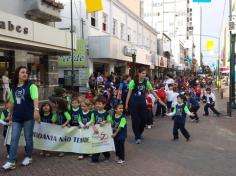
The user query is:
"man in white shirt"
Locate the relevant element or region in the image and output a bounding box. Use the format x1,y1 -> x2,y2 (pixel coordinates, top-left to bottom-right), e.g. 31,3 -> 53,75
203,87 -> 220,117
2,71 -> 10,102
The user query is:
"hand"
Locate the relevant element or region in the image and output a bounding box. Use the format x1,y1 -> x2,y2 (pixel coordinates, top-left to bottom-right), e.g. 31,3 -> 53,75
94,128 -> 99,134
34,110 -> 40,123
111,134 -> 116,139
125,104 -> 128,110
7,121 -> 12,126
100,121 -> 106,127
190,113 -> 195,116
6,115 -> 12,122
61,124 -> 66,128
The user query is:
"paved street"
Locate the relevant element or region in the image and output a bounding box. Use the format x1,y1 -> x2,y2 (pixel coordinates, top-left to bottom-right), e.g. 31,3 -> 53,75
0,90 -> 236,176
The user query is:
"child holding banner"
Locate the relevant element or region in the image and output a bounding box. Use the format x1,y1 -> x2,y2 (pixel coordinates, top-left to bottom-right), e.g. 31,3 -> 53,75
39,102 -> 56,157
51,98 -> 71,157
90,96 -> 112,164
112,102 -> 127,164
77,99 -> 93,160
70,97 -> 81,127
0,100 -> 11,157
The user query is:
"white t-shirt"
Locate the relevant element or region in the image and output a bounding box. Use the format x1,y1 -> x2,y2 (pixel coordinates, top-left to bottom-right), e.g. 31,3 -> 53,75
171,92 -> 179,108
165,78 -> 175,91
166,90 -> 174,102
206,92 -> 216,104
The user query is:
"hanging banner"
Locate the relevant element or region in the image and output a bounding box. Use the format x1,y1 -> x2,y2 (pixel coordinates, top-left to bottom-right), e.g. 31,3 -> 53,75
85,0 -> 103,13
192,0 -> 211,2
58,40 -> 87,68
5,122 -> 115,154
206,40 -> 214,51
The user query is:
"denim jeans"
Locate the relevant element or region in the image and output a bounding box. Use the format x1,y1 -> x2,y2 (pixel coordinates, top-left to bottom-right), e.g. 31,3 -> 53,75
8,120 -> 35,162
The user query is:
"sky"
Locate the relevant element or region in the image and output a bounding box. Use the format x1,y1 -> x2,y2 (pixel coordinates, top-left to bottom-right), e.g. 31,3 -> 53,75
200,0 -> 229,67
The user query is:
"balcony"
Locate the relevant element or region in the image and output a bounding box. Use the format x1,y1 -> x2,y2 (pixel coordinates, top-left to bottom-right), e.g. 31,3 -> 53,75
24,0 -> 64,22
88,36 -> 157,65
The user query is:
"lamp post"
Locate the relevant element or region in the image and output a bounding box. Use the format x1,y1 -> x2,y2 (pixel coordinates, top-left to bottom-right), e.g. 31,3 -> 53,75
70,0 -> 74,91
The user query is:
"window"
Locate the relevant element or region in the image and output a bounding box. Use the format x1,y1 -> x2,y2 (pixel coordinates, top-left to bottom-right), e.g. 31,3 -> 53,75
112,18 -> 117,36
102,13 -> 107,31
127,27 -> 131,41
91,13 -> 96,27
120,23 -> 125,39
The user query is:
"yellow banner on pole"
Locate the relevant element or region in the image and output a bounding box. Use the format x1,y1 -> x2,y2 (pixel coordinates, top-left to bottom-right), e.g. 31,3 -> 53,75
85,0 -> 103,13
206,40 -> 214,51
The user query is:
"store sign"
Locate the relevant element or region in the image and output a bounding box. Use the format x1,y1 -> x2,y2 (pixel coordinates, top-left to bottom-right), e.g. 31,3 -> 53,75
123,46 -> 137,57
158,56 -> 167,68
58,40 -> 87,68
192,0 -> 211,2
0,21 -> 28,34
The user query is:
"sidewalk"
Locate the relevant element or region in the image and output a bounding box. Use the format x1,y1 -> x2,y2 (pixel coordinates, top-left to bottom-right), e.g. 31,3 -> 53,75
0,91 -> 236,176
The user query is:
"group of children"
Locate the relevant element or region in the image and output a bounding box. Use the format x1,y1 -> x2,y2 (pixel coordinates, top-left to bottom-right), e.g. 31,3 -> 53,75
0,81 -> 221,164
1,93 -> 127,164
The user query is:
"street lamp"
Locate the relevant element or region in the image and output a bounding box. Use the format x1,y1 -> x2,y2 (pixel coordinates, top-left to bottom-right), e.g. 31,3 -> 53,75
70,0 -> 74,91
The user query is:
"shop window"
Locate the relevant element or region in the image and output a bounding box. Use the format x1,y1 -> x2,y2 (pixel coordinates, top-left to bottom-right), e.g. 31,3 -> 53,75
27,55 -> 45,86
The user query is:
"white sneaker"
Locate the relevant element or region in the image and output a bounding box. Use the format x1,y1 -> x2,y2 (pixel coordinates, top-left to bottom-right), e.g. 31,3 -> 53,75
21,157 -> 32,166
147,125 -> 152,129
77,155 -> 84,160
2,162 -> 16,170
117,160 -> 125,164
135,139 -> 141,144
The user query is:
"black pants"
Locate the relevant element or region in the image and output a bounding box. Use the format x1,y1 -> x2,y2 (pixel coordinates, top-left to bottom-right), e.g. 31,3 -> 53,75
173,121 -> 190,139
114,139 -> 125,160
91,152 -> 110,162
3,128 -> 10,154
156,103 -> 166,117
190,106 -> 200,120
204,103 -> 220,115
146,110 -> 153,125
130,96 -> 147,140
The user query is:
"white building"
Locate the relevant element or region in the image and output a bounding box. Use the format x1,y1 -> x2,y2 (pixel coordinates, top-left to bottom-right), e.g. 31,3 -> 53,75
58,0 -> 158,87
141,0 -> 196,72
0,0 -> 72,99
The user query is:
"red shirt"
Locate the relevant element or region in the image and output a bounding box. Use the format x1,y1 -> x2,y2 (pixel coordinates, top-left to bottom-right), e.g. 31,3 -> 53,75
195,86 -> 201,95
157,88 -> 166,102
146,96 -> 153,112
85,93 -> 94,101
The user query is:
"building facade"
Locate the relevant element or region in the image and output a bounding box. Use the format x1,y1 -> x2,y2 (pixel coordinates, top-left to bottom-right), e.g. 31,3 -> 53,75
58,0 -> 158,89
141,0 -> 196,74
0,0 -> 72,100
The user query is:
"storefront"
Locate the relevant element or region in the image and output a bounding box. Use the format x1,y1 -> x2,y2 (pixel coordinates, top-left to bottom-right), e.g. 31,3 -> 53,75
156,56 -> 168,79
0,10 -> 72,100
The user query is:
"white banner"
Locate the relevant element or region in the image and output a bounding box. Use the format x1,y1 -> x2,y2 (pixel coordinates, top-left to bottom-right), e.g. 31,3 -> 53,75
5,122 -> 115,154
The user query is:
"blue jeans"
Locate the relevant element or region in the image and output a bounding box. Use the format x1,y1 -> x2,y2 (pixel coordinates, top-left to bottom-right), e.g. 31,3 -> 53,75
8,120 -> 35,162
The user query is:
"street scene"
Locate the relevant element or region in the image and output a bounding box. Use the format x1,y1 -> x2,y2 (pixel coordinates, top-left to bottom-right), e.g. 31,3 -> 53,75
0,0 -> 236,175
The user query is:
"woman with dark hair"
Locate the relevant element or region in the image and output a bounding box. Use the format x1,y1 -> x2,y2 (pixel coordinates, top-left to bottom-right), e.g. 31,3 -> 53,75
2,66 -> 40,170
125,67 -> 166,144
